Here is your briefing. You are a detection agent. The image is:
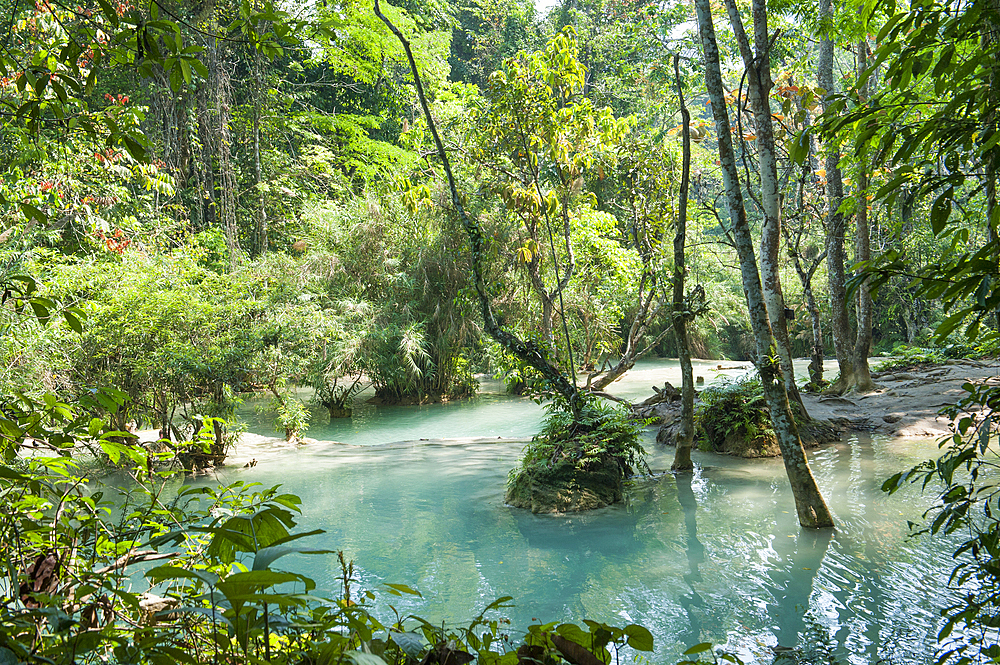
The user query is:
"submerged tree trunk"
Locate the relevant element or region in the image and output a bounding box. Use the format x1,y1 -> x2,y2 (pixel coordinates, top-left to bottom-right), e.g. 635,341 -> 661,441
723,0 -> 808,419
671,54 -> 696,472
695,0 -> 834,528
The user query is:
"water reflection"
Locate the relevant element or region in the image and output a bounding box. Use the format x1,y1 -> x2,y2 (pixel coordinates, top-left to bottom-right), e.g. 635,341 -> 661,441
767,527 -> 833,660
210,428 -> 959,664
675,470 -> 706,648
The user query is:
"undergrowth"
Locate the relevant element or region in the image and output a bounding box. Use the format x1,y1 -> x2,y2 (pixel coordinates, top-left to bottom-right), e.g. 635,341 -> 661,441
694,374 -> 776,457
513,396 -> 647,480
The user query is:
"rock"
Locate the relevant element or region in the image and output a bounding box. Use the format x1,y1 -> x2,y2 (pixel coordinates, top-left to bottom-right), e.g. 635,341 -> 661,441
882,413 -> 904,424
640,382 -> 681,407
656,417 -> 682,446
637,402 -> 681,424
505,455 -> 625,514
140,593 -> 179,625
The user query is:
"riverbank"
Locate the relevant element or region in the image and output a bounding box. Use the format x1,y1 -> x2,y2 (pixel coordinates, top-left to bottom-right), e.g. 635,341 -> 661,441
802,357 -> 1000,438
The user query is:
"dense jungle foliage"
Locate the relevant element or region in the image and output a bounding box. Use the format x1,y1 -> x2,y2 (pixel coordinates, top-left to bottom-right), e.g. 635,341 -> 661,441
1,0 -> 1000,661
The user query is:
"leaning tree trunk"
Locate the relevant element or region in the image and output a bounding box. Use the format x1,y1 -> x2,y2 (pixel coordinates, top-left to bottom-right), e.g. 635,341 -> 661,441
671,53 -> 696,472
723,0 -> 808,419
818,0 -> 857,394
373,0 -> 582,417
695,0 -> 834,528
588,281 -> 666,391
852,39 -> 876,391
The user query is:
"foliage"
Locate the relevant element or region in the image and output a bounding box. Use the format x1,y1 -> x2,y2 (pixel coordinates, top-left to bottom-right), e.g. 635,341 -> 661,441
872,344 -> 948,373
513,396 -> 646,480
268,388 -> 312,442
815,0 -> 1000,343
694,374 -> 776,457
882,378 -> 1000,665
0,392 -> 657,664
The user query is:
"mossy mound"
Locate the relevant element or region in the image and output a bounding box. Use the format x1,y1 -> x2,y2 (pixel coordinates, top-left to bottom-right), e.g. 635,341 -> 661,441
506,398 -> 644,514
505,453 -> 626,513
695,374 -> 777,458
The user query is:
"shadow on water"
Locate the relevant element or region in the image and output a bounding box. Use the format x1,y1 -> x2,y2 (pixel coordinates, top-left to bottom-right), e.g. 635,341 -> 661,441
675,470 -> 707,649
766,525 -> 833,663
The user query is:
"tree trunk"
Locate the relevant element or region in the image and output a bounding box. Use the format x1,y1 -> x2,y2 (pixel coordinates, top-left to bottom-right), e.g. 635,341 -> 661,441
253,44 -> 267,256
985,0 -> 1000,332
806,283 -> 824,384
852,39 -> 875,391
374,0 -> 582,416
723,0 -> 808,418
695,0 -> 834,528
818,0 -> 856,394
671,54 -> 696,472
209,39 -> 242,268
588,284 -> 664,391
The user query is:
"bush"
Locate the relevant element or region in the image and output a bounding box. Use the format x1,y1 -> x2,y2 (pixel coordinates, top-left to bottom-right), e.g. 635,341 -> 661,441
873,344 -> 947,372
694,374 -> 777,457
505,397 -> 646,512
0,390 -> 658,665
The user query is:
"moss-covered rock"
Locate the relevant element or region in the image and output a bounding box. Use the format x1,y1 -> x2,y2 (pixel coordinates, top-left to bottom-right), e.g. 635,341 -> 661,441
505,398 -> 644,513
505,453 -> 625,513
695,374 -> 777,458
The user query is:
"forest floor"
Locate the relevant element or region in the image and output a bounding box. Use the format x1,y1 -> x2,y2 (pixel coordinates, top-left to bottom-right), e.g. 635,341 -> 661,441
802,357 -> 1000,438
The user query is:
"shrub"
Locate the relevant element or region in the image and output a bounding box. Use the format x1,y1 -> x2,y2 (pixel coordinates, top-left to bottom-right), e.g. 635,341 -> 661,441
873,344 -> 947,372
522,396 -> 647,476
694,374 -> 777,457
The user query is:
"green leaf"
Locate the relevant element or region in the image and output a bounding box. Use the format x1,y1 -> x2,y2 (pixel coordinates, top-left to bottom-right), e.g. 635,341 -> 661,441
19,202 -> 47,224
252,545 -> 332,571
384,583 -> 422,597
788,131 -> 810,165
345,652 -> 387,665
122,134 -> 146,161
930,190 -> 952,235
390,632 -> 426,658
96,0 -> 119,27
684,642 -> 713,655
63,310 -> 83,333
624,624 -> 654,651
0,466 -> 27,481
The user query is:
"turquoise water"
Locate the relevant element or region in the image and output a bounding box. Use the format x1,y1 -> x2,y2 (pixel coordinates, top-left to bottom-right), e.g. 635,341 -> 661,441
196,359 -> 957,664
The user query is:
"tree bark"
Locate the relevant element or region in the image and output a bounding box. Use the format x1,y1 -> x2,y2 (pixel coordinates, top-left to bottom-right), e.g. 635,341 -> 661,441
723,0 -> 808,418
695,0 -> 834,528
852,39 -> 875,391
984,0 -> 1000,332
671,53 -> 696,472
253,43 -> 268,256
818,0 -> 856,394
209,39 -> 242,268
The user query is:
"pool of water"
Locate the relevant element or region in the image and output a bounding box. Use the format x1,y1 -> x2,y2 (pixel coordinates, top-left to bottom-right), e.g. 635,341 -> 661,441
196,358 -> 959,664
